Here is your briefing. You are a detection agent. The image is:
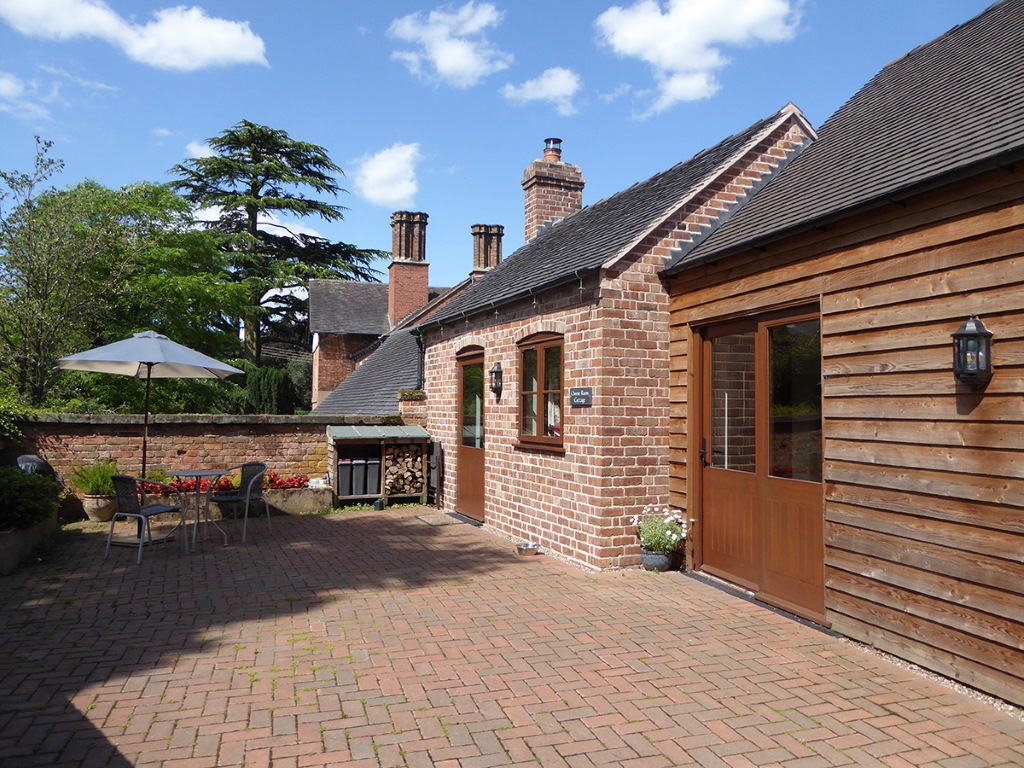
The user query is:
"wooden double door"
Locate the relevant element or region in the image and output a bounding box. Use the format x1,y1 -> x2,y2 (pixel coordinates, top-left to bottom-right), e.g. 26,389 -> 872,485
698,307 -> 825,623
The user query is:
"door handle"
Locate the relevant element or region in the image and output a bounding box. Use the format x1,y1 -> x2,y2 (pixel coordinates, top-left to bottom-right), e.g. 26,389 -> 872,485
699,437 -> 707,467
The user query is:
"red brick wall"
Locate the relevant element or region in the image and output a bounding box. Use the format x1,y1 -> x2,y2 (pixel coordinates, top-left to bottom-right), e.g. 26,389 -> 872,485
522,159 -> 585,242
312,333 -> 376,408
388,261 -> 429,327
15,414 -> 392,487
423,249 -> 672,571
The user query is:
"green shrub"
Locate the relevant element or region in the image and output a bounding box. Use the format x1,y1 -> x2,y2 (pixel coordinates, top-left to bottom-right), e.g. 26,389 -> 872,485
70,458 -> 119,495
0,396 -> 23,441
245,366 -> 295,414
0,467 -> 60,530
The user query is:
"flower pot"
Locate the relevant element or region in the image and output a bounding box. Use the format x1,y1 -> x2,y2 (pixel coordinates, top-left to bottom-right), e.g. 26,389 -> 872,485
82,494 -> 116,523
640,547 -> 671,572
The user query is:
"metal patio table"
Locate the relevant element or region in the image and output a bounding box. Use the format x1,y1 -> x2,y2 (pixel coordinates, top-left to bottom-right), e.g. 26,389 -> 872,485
171,468 -> 231,551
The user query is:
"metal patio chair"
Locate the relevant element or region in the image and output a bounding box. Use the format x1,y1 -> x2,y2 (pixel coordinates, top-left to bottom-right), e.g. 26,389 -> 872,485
210,462 -> 269,543
106,475 -> 186,564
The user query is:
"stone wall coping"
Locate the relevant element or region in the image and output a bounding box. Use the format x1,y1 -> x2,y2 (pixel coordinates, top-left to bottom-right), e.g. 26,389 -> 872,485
20,413 -> 402,427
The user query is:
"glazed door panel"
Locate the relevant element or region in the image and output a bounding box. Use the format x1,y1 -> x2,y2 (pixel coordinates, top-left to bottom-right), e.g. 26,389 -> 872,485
761,317 -> 824,620
457,356 -> 486,522
701,324 -> 759,588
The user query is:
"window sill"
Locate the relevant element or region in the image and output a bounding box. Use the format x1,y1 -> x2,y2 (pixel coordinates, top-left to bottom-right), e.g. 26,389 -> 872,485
513,441 -> 566,456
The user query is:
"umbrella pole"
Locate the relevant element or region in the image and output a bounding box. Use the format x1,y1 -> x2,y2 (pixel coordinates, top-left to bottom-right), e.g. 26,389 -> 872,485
142,364 -> 153,480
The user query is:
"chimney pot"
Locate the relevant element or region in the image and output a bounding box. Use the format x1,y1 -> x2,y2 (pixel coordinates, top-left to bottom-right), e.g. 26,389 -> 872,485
471,224 -> 504,276
543,137 -> 562,162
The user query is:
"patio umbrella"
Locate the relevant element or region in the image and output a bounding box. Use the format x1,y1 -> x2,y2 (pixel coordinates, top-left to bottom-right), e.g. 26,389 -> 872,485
57,331 -> 244,478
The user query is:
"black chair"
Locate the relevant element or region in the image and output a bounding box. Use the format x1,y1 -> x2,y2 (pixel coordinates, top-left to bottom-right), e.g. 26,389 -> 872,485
106,475 -> 186,564
211,462 -> 269,543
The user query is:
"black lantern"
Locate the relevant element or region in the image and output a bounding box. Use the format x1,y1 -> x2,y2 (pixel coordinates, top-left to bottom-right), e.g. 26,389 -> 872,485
952,315 -> 993,389
489,362 -> 503,397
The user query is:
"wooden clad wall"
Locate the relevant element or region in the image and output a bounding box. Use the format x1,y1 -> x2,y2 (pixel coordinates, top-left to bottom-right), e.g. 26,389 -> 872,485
667,166 -> 1024,707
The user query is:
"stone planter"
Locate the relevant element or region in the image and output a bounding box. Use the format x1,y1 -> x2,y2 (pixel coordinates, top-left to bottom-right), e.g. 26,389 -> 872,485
640,547 -> 672,572
264,487 -> 335,515
82,494 -> 116,522
0,508 -> 59,576
148,487 -> 335,521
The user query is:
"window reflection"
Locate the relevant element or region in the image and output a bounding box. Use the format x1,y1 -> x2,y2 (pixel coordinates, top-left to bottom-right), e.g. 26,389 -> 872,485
769,320 -> 821,482
461,362 -> 484,449
710,331 -> 756,472
518,334 -> 564,445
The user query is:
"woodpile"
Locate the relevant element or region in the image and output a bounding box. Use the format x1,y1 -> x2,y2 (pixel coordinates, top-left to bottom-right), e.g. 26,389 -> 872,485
383,444 -> 424,496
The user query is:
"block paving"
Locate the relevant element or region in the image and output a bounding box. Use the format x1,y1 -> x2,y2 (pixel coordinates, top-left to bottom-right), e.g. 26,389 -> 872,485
0,508 -> 1021,767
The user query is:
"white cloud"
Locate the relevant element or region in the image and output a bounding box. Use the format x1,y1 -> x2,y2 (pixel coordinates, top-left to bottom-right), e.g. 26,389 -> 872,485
193,205 -> 324,241
0,71 -> 24,100
599,83 -> 632,103
151,127 -> 174,138
502,67 -> 582,116
389,1 -> 512,88
185,140 -> 216,158
0,0 -> 268,71
353,143 -> 423,209
0,70 -> 52,121
38,64 -> 116,91
595,0 -> 801,117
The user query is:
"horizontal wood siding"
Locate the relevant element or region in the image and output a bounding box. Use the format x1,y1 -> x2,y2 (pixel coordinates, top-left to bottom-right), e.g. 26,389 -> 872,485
667,166 -> 1024,706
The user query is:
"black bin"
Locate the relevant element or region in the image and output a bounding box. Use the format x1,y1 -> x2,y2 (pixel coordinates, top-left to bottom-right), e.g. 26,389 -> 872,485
337,458 -> 353,496
366,458 -> 381,495
352,458 -> 367,496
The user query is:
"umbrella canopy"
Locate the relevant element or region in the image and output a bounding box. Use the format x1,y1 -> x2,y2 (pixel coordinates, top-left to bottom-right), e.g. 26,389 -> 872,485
57,331 -> 244,477
57,331 -> 243,380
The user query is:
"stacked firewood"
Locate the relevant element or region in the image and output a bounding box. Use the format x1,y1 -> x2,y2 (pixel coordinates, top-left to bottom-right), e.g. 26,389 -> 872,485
383,444 -> 425,495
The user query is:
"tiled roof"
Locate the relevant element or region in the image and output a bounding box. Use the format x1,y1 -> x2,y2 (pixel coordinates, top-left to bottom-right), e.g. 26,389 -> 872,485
308,280 -> 388,335
313,329 -> 421,415
312,278 -> 475,416
675,0 -> 1024,269
308,279 -> 449,334
326,425 -> 430,440
425,106 -> 805,325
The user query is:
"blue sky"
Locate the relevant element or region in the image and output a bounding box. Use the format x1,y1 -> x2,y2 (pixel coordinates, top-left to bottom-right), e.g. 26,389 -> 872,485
0,0 -> 994,289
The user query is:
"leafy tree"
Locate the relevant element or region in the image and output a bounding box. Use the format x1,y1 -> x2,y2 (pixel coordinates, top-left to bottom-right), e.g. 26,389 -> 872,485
170,120 -> 384,364
0,143 -> 157,405
0,138 -> 249,411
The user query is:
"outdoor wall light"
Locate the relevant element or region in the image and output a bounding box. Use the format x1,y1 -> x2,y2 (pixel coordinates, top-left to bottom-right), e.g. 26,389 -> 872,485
952,314 -> 993,390
489,362 -> 503,398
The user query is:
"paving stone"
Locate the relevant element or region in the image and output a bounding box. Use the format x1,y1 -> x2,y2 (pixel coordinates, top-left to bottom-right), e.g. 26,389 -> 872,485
0,510 -> 1020,767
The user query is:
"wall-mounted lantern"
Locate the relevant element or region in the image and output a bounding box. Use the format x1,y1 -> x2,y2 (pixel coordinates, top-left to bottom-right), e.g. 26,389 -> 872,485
489,362 -> 503,398
952,314 -> 993,390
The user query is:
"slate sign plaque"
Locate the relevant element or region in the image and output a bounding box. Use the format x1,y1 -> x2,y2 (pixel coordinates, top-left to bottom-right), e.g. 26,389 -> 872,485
569,387 -> 593,407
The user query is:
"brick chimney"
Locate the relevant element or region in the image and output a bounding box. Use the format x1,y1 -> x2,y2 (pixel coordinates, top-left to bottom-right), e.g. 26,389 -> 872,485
522,137 -> 584,242
388,211 -> 429,327
470,224 -> 504,278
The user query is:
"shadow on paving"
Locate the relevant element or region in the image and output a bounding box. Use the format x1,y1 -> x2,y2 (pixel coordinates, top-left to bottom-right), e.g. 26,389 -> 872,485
0,509 -> 514,767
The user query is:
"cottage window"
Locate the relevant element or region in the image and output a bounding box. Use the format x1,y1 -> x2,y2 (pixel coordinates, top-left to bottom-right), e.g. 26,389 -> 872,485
517,333 -> 563,449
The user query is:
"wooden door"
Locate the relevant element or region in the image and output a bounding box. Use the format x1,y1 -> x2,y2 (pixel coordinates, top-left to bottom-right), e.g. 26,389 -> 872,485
701,321 -> 760,589
457,353 -> 486,522
699,308 -> 825,623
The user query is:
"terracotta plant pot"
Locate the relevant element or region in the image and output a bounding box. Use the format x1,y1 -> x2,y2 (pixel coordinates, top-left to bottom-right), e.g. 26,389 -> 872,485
82,494 -> 116,523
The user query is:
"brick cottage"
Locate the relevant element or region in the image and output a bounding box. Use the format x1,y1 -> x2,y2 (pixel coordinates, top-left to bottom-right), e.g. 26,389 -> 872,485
413,107 -> 815,569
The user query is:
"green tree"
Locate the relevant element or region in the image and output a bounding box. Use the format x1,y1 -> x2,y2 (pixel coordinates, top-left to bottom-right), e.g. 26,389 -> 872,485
170,120 -> 383,364
0,138 -> 248,411
0,142 -> 165,405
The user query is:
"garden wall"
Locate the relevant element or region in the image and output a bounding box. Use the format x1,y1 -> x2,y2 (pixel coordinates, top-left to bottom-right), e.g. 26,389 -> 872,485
13,413 -> 397,486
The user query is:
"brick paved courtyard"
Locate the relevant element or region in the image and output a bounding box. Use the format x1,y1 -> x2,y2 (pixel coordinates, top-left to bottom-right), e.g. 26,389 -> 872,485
1,508 -> 1021,767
